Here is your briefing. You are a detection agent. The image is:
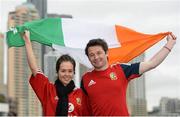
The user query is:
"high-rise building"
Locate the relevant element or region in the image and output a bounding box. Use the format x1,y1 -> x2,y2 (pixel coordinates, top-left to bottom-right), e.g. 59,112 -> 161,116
0,33 -> 7,97
27,0 -> 47,18
149,97 -> 180,116
7,3 -> 42,116
44,51 -> 58,83
160,97 -> 180,115
127,54 -> 147,116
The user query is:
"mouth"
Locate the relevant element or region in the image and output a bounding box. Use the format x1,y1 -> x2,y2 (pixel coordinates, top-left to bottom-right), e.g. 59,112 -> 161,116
63,76 -> 72,81
64,77 -> 70,81
93,60 -> 101,65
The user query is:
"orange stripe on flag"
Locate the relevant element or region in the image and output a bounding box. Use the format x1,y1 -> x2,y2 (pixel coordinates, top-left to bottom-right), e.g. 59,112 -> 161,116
108,25 -> 170,64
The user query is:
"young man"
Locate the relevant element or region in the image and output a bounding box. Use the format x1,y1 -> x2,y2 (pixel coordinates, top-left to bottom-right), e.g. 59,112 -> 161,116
81,33 -> 176,116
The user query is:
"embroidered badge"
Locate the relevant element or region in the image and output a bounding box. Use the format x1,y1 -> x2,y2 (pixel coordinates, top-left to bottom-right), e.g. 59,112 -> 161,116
109,72 -> 117,80
68,103 -> 74,112
76,98 -> 81,105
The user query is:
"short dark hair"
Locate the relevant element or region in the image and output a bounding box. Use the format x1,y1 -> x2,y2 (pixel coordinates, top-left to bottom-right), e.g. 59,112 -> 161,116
85,38 -> 108,56
56,54 -> 76,74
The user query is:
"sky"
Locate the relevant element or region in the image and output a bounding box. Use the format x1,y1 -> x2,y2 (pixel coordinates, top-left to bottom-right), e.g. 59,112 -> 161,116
1,0 -> 180,111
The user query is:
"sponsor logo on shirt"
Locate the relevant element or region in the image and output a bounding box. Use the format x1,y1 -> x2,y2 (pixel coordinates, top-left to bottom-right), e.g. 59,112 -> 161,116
76,98 -> 81,105
110,72 -> 117,80
68,103 -> 74,113
88,80 -> 96,87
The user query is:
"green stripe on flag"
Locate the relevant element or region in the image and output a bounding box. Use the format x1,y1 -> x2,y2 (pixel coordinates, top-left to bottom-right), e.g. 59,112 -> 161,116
6,18 -> 65,47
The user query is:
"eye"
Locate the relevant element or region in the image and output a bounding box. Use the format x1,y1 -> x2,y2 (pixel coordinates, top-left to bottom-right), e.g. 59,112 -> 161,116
97,51 -> 102,55
68,70 -> 73,73
89,53 -> 94,58
60,69 -> 65,73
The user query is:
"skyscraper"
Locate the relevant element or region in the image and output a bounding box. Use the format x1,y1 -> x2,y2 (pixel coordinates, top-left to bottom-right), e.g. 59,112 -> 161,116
7,3 -> 42,116
160,97 -> 180,115
149,97 -> 180,116
44,51 -> 58,83
127,54 -> 147,115
27,0 -> 47,18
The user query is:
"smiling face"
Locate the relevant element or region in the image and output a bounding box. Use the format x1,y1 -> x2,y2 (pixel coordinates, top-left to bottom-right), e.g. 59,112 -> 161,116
56,55 -> 76,86
85,39 -> 109,71
88,45 -> 109,71
58,61 -> 74,86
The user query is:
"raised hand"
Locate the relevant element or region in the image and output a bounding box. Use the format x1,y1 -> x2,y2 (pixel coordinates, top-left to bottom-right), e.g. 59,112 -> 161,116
22,30 -> 31,43
165,33 -> 176,49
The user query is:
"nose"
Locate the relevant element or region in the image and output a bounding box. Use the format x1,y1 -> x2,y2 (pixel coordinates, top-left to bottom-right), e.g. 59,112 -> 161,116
64,71 -> 70,76
94,54 -> 99,60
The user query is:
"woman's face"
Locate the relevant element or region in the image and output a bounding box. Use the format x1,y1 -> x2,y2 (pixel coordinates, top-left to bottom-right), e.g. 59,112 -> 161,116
58,61 -> 74,86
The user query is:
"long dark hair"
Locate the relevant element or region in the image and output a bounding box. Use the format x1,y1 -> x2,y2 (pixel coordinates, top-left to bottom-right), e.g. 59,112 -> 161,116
55,54 -> 76,116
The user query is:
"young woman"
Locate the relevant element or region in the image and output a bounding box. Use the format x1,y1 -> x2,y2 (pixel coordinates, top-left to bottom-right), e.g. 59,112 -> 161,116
23,31 -> 90,116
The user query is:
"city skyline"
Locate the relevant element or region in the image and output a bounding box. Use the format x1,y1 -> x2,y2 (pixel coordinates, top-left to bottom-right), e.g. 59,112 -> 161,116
0,0 -> 180,112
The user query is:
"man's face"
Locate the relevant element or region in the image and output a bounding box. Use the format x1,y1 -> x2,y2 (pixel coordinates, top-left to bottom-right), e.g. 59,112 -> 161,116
87,45 -> 108,70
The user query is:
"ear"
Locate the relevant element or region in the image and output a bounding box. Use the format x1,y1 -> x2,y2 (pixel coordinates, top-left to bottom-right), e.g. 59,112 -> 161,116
106,51 -> 109,61
106,51 -> 109,57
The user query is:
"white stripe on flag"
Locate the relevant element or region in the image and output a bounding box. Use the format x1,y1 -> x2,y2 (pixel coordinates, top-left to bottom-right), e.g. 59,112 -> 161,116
61,19 -> 121,49
52,44 -> 92,68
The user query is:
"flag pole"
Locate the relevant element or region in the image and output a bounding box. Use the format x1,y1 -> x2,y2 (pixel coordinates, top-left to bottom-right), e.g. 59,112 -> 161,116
3,32 -> 8,85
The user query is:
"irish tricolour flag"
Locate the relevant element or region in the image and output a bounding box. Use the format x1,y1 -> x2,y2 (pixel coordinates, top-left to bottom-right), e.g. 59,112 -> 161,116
6,18 -> 170,67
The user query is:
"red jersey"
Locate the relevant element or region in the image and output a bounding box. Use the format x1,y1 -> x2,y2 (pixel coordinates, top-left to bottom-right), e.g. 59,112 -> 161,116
81,63 -> 141,116
29,72 -> 89,116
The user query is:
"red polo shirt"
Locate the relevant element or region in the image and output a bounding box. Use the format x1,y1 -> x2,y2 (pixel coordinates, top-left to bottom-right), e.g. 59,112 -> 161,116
81,63 -> 141,116
29,72 -> 89,116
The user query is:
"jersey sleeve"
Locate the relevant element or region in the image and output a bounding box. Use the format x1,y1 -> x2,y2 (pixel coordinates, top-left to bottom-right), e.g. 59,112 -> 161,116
120,63 -> 141,81
29,71 -> 50,103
